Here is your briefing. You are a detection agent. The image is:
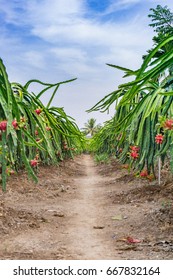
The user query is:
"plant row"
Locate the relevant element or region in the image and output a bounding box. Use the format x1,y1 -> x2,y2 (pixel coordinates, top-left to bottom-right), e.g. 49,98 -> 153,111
0,58 -> 84,191
89,35 -> 173,180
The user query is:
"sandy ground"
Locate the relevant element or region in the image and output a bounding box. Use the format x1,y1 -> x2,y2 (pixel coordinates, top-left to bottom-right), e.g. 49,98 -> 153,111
0,154 -> 173,259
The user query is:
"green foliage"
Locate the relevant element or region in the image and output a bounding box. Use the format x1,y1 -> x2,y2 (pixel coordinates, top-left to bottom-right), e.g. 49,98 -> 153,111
148,5 -> 173,37
0,58 -> 84,191
89,34 -> 173,176
88,6 -> 173,177
94,153 -> 110,164
143,5 -> 173,60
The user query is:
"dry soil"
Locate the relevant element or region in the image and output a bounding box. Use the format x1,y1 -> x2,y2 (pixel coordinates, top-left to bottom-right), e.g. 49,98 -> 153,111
0,154 -> 173,259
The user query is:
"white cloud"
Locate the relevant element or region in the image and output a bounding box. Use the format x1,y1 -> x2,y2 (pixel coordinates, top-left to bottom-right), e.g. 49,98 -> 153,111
103,0 -> 141,14
1,0 -> 173,127
106,0 -> 173,13
50,47 -> 87,62
22,51 -> 46,69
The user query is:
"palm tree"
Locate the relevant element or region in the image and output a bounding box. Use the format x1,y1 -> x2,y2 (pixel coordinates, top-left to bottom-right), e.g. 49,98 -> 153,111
81,118 -> 101,136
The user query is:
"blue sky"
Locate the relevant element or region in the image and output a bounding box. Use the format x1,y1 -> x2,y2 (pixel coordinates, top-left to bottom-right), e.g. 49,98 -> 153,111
1,0 -> 173,128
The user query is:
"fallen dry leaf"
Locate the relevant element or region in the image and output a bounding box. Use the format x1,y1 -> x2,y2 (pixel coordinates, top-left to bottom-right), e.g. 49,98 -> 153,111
126,236 -> 141,243
112,215 -> 123,220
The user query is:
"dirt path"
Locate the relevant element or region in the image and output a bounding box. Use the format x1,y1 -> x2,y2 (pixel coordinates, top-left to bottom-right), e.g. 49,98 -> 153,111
0,154 -> 173,259
0,154 -> 116,260
63,155 -> 115,259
